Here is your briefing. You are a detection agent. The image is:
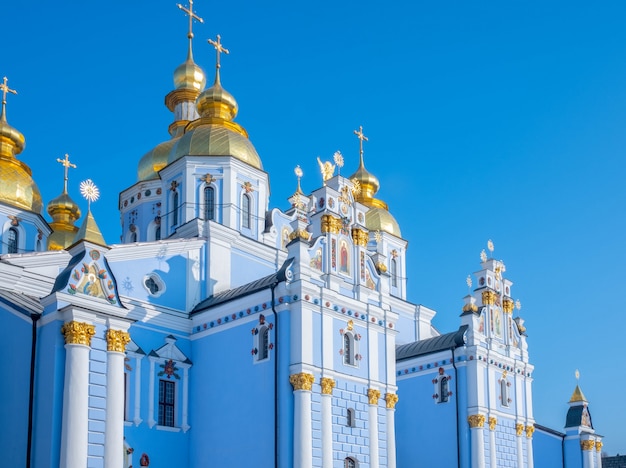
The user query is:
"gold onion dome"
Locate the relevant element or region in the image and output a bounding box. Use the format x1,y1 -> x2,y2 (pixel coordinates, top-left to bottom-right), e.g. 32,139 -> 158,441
47,191 -> 81,250
169,35 -> 262,170
137,138 -> 179,181
173,50 -> 206,92
0,79 -> 43,214
350,156 -> 401,238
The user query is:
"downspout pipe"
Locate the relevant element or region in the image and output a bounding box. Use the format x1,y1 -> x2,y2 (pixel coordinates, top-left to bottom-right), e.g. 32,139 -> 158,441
26,312 -> 40,468
451,346 -> 461,468
271,283 -> 279,468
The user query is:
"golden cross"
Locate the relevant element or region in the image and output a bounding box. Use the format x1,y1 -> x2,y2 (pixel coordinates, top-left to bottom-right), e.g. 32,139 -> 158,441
56,153 -> 77,193
208,34 -> 229,69
0,76 -> 17,121
353,125 -> 368,157
177,0 -> 203,40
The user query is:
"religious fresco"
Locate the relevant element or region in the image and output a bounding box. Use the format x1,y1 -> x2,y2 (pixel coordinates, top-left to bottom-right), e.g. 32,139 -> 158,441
67,249 -> 117,304
310,248 -> 322,270
339,239 -> 349,274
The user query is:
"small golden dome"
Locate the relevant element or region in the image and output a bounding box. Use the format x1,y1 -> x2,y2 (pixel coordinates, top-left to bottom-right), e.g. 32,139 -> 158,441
47,191 -> 81,222
173,55 -> 206,91
137,137 -> 180,181
196,79 -> 238,120
365,206 -> 402,238
0,118 -> 43,213
351,162 -> 380,200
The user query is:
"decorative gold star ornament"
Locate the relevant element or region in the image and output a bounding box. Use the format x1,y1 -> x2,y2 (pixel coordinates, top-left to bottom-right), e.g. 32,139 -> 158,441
80,179 -> 100,210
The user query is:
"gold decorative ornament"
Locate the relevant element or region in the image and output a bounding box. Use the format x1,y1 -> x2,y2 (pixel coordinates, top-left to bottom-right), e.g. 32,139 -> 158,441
339,185 -> 353,206
374,230 -> 382,243
80,179 -> 100,208
487,239 -> 494,254
515,299 -> 522,311
466,275 -> 472,290
294,166 -> 304,195
580,440 -> 595,451
177,0 -> 203,39
489,417 -> 497,431
516,424 -> 524,436
320,377 -> 335,395
503,298 -> 514,314
385,393 -> 399,409
61,321 -> 96,346
351,227 -> 368,247
317,156 -> 336,183
482,290 -> 497,305
208,34 -> 229,70
525,425 -> 535,438
467,414 -> 485,428
201,173 -> 214,184
347,319 -> 354,331
375,262 -> 387,274
595,441 -> 603,452
106,329 -> 131,353
333,151 -> 344,175
480,249 -> 488,263
289,372 -> 315,391
321,214 -> 341,234
462,302 -> 478,313
288,228 -> 310,242
367,388 -> 381,405
351,179 -> 361,196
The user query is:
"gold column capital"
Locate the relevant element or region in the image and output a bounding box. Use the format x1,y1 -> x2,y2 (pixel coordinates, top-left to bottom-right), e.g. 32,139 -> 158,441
351,227 -> 368,247
525,425 -> 535,438
503,298 -> 514,314
488,417 -> 497,431
367,388 -> 381,405
321,214 -> 341,234
61,321 -> 96,346
580,440 -> 595,451
385,393 -> 399,409
595,441 -> 603,452
290,372 -> 315,391
467,414 -> 485,428
106,329 -> 131,353
320,377 -> 335,395
516,423 -> 524,436
482,290 -> 497,306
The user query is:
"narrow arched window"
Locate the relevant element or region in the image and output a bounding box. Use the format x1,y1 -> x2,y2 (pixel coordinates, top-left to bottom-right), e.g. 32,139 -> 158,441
155,226 -> 161,241
7,228 -> 18,253
259,326 -> 269,360
130,231 -> 137,243
345,457 -> 357,468
242,193 -> 251,229
347,408 -> 356,427
501,379 -> 509,407
390,258 -> 398,288
343,333 -> 354,365
440,376 -> 449,403
204,186 -> 215,221
172,191 -> 179,227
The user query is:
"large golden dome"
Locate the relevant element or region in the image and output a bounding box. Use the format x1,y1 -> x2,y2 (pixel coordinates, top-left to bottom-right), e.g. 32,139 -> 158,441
137,137 -> 180,181
365,206 -> 401,238
0,107 -> 43,213
168,71 -> 262,170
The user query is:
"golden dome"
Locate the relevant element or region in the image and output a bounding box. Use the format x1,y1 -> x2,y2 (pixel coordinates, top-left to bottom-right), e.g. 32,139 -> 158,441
365,206 -> 402,238
137,137 -> 180,181
351,161 -> 380,200
0,112 -> 43,213
173,54 -> 206,92
168,70 -> 262,170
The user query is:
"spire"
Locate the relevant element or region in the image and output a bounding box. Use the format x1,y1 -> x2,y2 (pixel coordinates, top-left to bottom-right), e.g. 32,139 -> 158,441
72,179 -> 106,246
569,370 -> 587,403
47,154 -> 81,250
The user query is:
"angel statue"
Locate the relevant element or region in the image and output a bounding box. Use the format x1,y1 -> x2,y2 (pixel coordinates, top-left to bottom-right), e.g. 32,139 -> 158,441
317,157 -> 336,184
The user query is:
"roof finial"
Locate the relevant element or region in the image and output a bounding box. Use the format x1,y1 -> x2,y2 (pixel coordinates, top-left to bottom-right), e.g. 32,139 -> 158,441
208,34 -> 229,84
56,153 -> 77,194
575,369 -> 580,382
0,76 -> 17,122
80,179 -> 100,212
294,165 -> 304,195
353,125 -> 368,165
177,0 -> 204,60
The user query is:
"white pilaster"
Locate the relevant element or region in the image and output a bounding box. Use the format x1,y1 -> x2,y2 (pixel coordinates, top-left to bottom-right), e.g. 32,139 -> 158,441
582,440 -> 595,468
468,415 -> 486,468
526,427 -> 535,468
516,425 -> 524,468
60,321 -> 95,468
368,389 -> 380,468
596,443 -> 603,468
147,358 -> 156,428
320,378 -> 334,468
291,373 -> 314,468
133,355 -> 143,426
489,419 -> 497,468
104,328 -> 130,468
385,393 -> 398,468
182,366 -> 190,432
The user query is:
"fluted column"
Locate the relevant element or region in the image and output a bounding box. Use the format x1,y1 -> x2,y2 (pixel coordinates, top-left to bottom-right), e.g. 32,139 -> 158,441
468,414 -> 486,468
368,389 -> 381,468
488,417 -> 497,468
320,378 -> 335,468
596,441 -> 603,468
525,425 -> 535,468
290,373 -> 315,468
60,321 -> 95,468
515,424 -> 524,468
385,393 -> 399,468
581,439 -> 595,468
104,329 -> 131,468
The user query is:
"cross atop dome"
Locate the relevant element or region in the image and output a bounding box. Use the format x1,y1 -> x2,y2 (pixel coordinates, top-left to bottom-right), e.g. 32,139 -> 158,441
177,0 -> 203,41
56,154 -> 76,194
0,76 -> 17,122
208,34 -> 229,71
354,125 -> 368,159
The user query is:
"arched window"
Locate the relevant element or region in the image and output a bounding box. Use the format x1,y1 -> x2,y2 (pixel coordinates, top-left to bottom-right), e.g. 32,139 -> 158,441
7,227 -> 18,253
36,238 -> 42,252
130,231 -> 137,243
204,186 -> 215,221
440,376 -> 449,403
501,379 -> 509,407
343,333 -> 355,366
155,226 -> 161,241
242,193 -> 251,229
346,408 -> 356,427
171,191 -> 179,227
390,258 -> 398,288
345,457 -> 357,468
258,326 -> 269,360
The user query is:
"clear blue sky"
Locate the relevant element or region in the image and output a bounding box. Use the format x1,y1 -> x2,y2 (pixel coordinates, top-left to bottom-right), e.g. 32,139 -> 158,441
3,0 -> 625,455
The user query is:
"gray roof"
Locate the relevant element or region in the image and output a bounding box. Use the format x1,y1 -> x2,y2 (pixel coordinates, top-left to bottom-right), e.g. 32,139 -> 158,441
0,289 -> 43,316
396,325 -> 467,362
534,423 -> 565,438
192,258 -> 294,314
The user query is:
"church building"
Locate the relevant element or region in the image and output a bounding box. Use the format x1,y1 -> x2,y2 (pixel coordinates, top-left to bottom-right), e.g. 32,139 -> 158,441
0,4 -> 605,467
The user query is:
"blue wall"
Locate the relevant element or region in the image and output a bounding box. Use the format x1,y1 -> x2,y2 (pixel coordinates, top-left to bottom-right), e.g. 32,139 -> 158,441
534,427 -> 565,468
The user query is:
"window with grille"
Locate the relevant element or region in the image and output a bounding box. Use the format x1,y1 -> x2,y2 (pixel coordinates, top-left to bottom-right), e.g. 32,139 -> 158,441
242,194 -> 251,229
204,186 -> 215,221
7,228 -> 18,253
158,380 -> 175,427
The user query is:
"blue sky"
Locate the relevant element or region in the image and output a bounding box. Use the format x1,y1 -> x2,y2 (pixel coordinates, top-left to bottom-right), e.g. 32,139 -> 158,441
3,0 -> 625,454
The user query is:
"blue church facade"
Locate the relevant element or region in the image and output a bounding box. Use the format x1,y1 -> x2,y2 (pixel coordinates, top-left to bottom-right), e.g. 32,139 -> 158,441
0,6 -> 606,468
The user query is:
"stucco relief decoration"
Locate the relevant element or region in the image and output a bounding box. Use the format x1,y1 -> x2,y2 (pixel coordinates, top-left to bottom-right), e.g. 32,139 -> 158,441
525,425 -> 535,438
320,377 -> 336,395
516,423 -> 524,436
241,181 -> 254,193
467,414 -> 485,428
158,359 -> 180,380
67,250 -> 116,304
106,329 -> 131,353
367,388 -> 381,405
61,321 -> 96,346
290,372 -> 315,391
580,440 -> 595,451
489,417 -> 497,431
385,393 -> 399,409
